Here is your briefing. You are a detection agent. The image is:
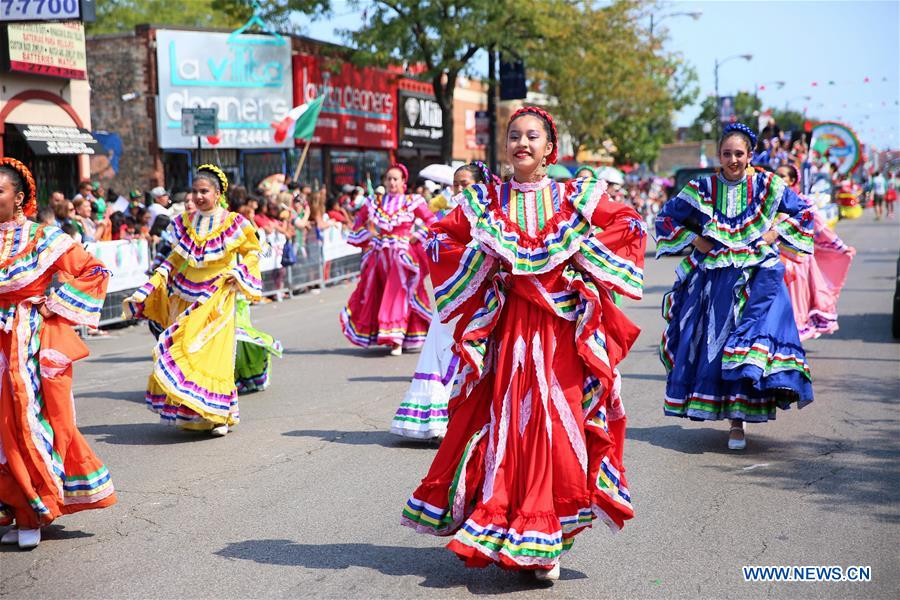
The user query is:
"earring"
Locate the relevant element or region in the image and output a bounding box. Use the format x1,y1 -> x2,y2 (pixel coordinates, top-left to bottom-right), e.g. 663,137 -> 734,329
15,203 -> 23,218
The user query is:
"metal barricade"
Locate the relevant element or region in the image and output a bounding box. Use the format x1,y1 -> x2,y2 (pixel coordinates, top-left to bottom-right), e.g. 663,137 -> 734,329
98,288 -> 138,326
322,252 -> 362,285
286,235 -> 325,293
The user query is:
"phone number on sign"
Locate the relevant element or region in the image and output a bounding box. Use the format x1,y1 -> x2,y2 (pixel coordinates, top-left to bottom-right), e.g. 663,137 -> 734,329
0,0 -> 79,20
215,129 -> 276,146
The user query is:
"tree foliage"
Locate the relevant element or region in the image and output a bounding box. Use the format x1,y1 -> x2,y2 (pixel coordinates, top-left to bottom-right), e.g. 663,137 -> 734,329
87,0 -> 296,35
525,0 -> 697,165
282,0 -> 570,162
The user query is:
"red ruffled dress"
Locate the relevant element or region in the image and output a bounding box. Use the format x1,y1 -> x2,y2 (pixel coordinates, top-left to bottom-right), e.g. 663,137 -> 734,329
401,177 -> 646,569
340,193 -> 437,349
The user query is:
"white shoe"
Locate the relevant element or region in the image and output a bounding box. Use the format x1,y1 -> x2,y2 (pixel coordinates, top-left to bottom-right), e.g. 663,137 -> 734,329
17,528 -> 40,549
390,346 -> 402,356
534,563 -> 560,581
728,426 -> 746,451
210,424 -> 229,437
1,529 -> 18,544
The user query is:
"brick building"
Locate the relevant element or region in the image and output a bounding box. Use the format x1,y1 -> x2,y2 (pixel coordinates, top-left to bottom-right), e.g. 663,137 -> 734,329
86,28 -> 159,193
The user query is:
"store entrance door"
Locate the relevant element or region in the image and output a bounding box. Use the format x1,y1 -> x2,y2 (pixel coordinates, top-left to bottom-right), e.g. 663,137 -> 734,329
2,131 -> 78,199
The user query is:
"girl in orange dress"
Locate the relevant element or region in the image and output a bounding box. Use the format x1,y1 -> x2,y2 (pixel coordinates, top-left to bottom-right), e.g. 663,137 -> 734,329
0,158 -> 116,550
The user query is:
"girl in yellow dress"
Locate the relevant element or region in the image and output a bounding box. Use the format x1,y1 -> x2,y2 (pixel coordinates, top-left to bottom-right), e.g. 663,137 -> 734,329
124,165 -> 262,436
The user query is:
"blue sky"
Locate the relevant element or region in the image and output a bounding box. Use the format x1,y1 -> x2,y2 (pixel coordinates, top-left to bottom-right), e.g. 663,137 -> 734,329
294,0 -> 900,150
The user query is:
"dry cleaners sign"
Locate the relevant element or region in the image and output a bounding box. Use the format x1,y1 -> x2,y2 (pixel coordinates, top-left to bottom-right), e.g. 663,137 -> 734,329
155,28 -> 293,149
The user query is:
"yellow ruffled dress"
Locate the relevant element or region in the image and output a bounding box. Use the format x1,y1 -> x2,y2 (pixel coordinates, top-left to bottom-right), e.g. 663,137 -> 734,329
124,208 -> 262,430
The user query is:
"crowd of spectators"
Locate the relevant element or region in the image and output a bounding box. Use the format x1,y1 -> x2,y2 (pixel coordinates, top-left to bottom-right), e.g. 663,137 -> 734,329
41,180 -> 185,245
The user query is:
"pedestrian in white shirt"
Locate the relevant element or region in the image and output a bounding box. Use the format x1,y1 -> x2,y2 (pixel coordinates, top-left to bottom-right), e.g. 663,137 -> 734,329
147,186 -> 172,230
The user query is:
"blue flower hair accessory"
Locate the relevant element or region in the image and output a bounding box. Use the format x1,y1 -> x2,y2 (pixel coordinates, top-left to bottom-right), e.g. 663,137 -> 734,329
721,122 -> 758,150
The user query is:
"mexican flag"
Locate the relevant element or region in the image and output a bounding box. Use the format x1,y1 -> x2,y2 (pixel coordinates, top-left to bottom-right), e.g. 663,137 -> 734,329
271,96 -> 325,143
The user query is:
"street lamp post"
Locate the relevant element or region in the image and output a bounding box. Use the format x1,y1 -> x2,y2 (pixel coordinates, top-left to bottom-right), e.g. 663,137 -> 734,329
714,53 -> 753,139
648,10 -> 702,37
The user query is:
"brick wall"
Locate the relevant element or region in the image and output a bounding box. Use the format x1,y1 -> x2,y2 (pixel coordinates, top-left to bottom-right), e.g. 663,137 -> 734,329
86,30 -> 162,194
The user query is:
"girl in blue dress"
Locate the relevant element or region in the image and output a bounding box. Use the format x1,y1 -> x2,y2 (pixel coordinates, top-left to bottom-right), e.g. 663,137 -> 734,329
655,123 -> 815,450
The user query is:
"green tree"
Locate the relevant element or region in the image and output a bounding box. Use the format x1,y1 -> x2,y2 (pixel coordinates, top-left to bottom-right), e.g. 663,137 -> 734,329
686,92 -> 762,141
770,108 -> 809,134
87,0 -> 297,35
526,0 -> 697,165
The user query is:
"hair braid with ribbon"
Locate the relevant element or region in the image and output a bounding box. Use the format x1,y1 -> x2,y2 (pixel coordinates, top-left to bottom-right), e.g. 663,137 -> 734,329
196,163 -> 229,208
0,157 -> 37,218
508,106 -> 559,165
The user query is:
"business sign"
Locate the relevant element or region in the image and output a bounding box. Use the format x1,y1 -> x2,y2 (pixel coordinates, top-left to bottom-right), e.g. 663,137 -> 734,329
810,121 -> 862,175
11,123 -> 102,155
466,109 -> 489,149
292,54 -> 397,149
0,0 -> 81,22
5,20 -> 86,79
399,90 -> 442,151
155,28 -> 293,149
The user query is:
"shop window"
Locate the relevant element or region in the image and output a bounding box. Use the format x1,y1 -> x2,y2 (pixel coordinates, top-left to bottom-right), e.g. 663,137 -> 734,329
241,150 -> 286,192
289,146 -> 323,188
329,149 -> 389,192
163,151 -> 191,193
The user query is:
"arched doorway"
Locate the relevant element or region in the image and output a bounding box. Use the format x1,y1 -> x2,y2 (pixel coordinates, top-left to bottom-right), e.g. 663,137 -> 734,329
0,90 -> 88,199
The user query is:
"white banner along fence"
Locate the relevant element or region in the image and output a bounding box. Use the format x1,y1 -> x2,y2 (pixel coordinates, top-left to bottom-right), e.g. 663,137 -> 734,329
86,227 -> 362,326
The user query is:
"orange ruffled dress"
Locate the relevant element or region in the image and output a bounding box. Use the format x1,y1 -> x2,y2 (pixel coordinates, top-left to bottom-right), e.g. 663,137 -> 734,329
402,177 -> 645,570
0,221 -> 116,529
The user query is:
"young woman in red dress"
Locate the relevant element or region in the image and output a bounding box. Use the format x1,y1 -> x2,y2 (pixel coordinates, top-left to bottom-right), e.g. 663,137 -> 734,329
401,108 -> 646,581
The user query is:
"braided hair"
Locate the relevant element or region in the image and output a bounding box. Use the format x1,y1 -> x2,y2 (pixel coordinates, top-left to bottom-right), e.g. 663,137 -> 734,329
195,163 -> 229,209
0,157 -> 37,218
507,106 -> 559,165
455,160 -> 500,185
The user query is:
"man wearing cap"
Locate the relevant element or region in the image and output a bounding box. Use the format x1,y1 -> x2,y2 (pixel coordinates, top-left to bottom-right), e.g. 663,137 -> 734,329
147,186 -> 172,230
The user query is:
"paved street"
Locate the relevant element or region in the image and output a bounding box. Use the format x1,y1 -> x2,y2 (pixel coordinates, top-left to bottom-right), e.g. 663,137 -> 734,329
1,217 -> 898,599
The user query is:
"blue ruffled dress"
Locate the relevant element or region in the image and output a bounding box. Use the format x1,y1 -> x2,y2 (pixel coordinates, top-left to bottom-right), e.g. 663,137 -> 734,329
655,167 -> 815,422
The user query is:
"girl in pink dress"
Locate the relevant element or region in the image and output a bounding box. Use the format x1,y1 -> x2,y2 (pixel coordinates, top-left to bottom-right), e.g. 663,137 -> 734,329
340,164 -> 437,356
776,164 -> 855,340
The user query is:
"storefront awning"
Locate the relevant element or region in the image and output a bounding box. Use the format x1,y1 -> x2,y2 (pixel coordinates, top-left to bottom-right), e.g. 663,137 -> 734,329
9,124 -> 104,156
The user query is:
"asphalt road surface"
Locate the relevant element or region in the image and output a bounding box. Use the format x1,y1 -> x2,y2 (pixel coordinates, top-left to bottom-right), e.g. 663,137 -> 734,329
2,216 -> 898,599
